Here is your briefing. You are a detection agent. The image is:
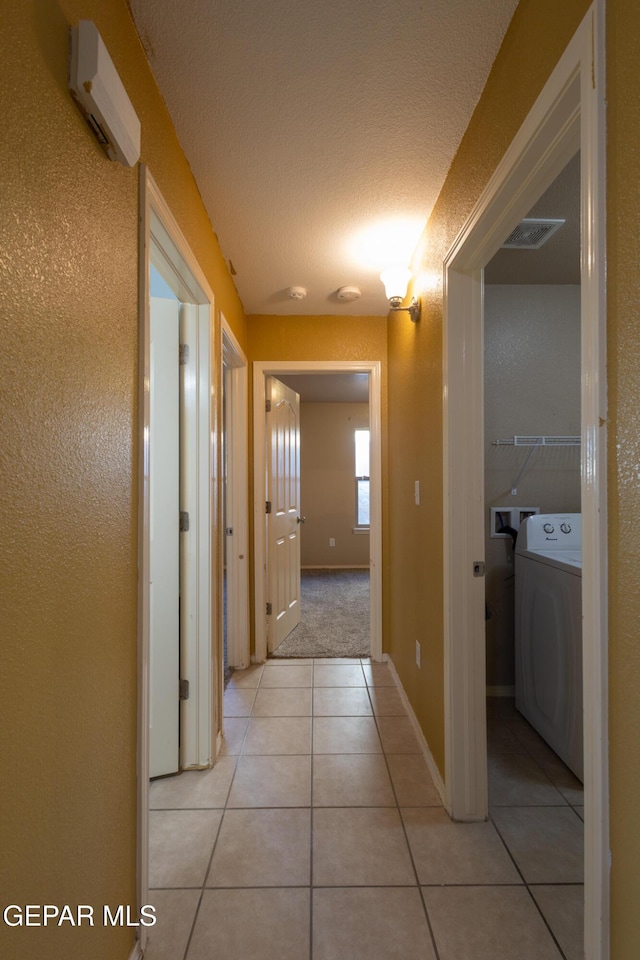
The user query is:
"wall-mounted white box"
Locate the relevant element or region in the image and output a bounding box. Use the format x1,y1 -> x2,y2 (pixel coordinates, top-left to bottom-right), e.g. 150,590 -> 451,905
490,506 -> 540,539
69,20 -> 141,166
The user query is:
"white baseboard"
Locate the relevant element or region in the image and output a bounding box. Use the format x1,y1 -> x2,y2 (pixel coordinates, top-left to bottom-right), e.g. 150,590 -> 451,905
486,685 -> 515,698
255,648 -> 384,664
301,565 -> 370,570
385,657 -> 447,806
128,940 -> 143,960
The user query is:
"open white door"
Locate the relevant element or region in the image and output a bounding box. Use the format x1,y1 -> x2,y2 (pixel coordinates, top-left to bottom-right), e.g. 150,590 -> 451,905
267,376 -> 302,652
149,296 -> 180,778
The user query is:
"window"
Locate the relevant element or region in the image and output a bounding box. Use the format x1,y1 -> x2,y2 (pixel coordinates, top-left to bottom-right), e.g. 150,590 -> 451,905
354,428 -> 370,528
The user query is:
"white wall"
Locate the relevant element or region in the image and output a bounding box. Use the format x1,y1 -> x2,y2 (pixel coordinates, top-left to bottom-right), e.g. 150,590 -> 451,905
484,284 -> 581,688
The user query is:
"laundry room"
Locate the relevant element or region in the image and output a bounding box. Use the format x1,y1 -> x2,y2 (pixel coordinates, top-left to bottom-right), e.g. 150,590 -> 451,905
480,153 -> 585,935
483,153 -> 582,707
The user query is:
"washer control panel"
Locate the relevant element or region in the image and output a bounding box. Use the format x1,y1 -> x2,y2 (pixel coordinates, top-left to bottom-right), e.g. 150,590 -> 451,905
518,513 -> 581,551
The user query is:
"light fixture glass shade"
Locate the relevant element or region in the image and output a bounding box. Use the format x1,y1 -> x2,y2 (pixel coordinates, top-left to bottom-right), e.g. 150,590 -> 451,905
380,266 -> 412,303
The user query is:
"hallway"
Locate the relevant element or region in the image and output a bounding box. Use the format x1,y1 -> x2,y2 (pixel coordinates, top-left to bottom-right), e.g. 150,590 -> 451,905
146,660 -> 583,960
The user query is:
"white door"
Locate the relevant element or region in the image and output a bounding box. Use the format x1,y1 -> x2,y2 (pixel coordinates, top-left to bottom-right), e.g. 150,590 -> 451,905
267,376 -> 302,652
222,323 -> 250,671
149,296 -> 180,778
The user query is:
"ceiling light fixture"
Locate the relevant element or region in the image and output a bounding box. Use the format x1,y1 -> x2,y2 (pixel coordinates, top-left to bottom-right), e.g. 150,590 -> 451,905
380,267 -> 421,322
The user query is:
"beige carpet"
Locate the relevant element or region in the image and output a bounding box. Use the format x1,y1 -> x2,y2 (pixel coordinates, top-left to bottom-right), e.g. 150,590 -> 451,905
271,568 -> 370,659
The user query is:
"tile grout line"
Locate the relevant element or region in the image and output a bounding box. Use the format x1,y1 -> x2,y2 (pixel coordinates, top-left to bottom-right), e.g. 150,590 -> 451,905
309,660 -> 315,960
366,670 -> 444,960
174,663 -> 331,956
500,711 -> 583,803
179,808 -> 223,960
489,708 -> 584,955
488,808 -> 572,960
179,663 -> 264,959
150,878 -> 586,891
172,676 -> 582,958
179,688 -> 257,960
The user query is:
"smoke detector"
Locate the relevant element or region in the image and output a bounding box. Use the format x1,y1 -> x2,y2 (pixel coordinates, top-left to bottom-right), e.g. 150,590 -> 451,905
502,218 -> 565,249
337,285 -> 362,302
288,286 -> 307,301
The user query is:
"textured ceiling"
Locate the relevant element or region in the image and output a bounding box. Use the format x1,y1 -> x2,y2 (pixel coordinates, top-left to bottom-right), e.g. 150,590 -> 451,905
486,151 -> 581,285
278,373 -> 369,403
129,0 -> 520,315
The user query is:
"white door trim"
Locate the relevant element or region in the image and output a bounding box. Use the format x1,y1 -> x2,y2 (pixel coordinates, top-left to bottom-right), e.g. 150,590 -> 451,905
222,318 -> 250,670
137,167 -> 218,951
443,5 -> 608,958
253,360 -> 383,663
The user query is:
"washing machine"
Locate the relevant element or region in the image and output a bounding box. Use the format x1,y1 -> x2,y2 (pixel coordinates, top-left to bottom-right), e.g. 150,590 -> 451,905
515,513 -> 583,781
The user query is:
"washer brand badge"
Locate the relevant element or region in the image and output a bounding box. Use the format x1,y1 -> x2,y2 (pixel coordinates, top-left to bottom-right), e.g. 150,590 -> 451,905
3,904 -> 157,927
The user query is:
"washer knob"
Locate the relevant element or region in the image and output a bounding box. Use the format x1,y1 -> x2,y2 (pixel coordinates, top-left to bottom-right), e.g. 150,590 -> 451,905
543,523 -> 555,533
560,522 -> 572,534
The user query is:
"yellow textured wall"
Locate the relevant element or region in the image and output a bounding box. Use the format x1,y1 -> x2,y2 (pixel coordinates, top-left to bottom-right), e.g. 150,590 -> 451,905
606,2 -> 640,955
248,314 -> 386,366
387,0 -> 591,778
0,2 -> 243,958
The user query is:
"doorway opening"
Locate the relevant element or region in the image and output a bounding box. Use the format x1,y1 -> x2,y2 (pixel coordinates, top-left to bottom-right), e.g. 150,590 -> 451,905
253,361 -> 383,664
483,150 -> 584,942
271,372 -> 371,659
443,7 -> 607,958
137,168 -> 218,952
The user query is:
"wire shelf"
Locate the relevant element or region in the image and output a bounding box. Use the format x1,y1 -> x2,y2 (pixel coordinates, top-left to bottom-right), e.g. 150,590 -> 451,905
492,435 -> 581,447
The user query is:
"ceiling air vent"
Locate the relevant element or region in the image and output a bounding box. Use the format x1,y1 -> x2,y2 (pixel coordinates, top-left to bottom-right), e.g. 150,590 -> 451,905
502,218 -> 565,249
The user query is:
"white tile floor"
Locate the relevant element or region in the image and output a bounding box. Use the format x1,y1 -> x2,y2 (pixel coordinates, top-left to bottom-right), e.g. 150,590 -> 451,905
146,665 -> 584,960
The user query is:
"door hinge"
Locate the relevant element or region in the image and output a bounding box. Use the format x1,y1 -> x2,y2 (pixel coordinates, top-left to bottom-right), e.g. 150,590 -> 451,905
265,398 -> 272,413
265,500 -> 272,514
179,343 -> 190,365
180,510 -> 190,532
179,678 -> 190,701
266,602 -> 272,616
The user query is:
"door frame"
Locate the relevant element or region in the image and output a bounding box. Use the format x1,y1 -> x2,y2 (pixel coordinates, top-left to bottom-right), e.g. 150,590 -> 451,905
137,167 -> 218,946
222,317 -> 250,671
253,360 -> 383,663
442,5 -> 608,958
148,294 -> 181,778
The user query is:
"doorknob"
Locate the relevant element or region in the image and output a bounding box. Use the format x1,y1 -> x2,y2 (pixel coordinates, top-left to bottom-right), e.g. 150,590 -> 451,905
296,516 -> 306,524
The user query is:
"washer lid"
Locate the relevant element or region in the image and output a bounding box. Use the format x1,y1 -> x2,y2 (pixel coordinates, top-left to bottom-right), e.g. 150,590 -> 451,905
517,547 -> 582,575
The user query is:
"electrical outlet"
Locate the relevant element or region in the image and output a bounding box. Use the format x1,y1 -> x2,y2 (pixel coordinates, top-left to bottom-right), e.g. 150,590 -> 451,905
415,640 -> 421,668
329,538 -> 335,547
